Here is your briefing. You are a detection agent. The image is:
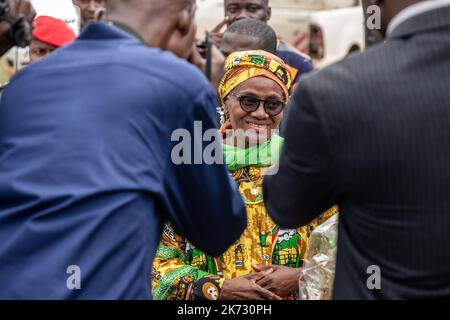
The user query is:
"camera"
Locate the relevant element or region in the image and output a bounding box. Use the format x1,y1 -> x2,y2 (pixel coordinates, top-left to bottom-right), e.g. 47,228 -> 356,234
0,0 -> 32,48
196,31 -> 213,80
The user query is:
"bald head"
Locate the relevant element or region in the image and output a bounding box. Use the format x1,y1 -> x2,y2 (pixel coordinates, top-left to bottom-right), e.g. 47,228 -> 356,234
106,0 -> 197,58
221,19 -> 277,56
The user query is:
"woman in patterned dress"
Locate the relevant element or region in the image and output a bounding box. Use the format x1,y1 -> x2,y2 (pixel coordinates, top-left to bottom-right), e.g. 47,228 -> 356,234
152,50 -> 337,300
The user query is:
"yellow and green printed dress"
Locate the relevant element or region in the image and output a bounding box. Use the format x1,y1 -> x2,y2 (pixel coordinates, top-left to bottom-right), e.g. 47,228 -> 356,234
152,135 -> 337,300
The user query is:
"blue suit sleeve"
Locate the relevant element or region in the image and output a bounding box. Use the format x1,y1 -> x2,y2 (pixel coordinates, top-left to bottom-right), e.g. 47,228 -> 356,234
158,90 -> 247,257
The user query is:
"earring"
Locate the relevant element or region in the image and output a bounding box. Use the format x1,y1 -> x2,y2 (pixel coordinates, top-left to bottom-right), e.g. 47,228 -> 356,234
218,106 -> 229,125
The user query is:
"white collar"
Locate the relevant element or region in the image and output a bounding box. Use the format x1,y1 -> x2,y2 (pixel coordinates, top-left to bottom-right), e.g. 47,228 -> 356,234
387,0 -> 450,36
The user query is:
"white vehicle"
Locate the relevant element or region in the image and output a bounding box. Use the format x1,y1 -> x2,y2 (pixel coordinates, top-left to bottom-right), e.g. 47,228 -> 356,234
31,0 -> 80,34
196,0 -> 365,68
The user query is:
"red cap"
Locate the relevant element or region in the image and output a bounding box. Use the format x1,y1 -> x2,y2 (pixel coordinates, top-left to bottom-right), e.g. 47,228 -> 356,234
33,16 -> 76,48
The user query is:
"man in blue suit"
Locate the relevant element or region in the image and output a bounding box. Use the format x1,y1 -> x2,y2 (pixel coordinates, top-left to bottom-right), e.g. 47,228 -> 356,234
0,0 -> 247,299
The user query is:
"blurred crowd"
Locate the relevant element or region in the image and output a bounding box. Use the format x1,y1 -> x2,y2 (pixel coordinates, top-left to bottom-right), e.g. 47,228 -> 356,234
0,0 -> 316,90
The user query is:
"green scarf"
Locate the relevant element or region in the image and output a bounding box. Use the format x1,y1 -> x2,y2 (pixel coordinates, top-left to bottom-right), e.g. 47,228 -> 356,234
223,134 -> 284,171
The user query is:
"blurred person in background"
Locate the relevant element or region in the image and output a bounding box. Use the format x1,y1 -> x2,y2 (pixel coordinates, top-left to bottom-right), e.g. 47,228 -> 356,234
0,0 -> 35,55
220,19 -> 277,57
190,18 -> 278,92
29,15 -> 76,63
0,47 -> 29,84
72,0 -> 106,30
0,0 -> 35,90
189,37 -> 226,90
209,0 -> 314,84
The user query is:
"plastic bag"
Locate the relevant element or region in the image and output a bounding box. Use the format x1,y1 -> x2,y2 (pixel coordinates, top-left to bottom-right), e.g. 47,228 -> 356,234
298,214 -> 338,300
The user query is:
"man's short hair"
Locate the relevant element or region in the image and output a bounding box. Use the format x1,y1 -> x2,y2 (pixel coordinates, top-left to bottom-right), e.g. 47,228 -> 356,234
224,19 -> 277,54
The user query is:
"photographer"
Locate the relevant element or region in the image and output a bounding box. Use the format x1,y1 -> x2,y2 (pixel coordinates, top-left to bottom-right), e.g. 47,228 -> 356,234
0,0 -> 35,56
189,35 -> 225,90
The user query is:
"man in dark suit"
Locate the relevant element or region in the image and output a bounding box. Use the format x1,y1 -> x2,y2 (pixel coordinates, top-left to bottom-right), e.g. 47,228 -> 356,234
264,0 -> 450,299
0,0 -> 247,299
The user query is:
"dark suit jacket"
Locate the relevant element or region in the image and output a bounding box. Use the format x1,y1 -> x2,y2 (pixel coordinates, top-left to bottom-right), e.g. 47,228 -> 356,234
264,6 -> 450,299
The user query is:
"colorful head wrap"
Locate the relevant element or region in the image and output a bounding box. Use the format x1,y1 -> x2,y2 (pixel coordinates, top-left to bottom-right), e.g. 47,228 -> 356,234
218,50 -> 292,104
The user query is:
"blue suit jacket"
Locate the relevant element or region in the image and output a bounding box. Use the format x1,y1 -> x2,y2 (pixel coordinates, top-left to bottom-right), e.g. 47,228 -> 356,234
0,23 -> 246,299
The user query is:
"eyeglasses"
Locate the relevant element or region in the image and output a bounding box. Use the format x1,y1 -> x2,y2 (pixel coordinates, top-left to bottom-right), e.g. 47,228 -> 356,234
228,93 -> 286,117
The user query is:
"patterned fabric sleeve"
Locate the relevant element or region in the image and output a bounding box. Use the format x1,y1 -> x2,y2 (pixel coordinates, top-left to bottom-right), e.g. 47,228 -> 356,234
152,224 -> 225,300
